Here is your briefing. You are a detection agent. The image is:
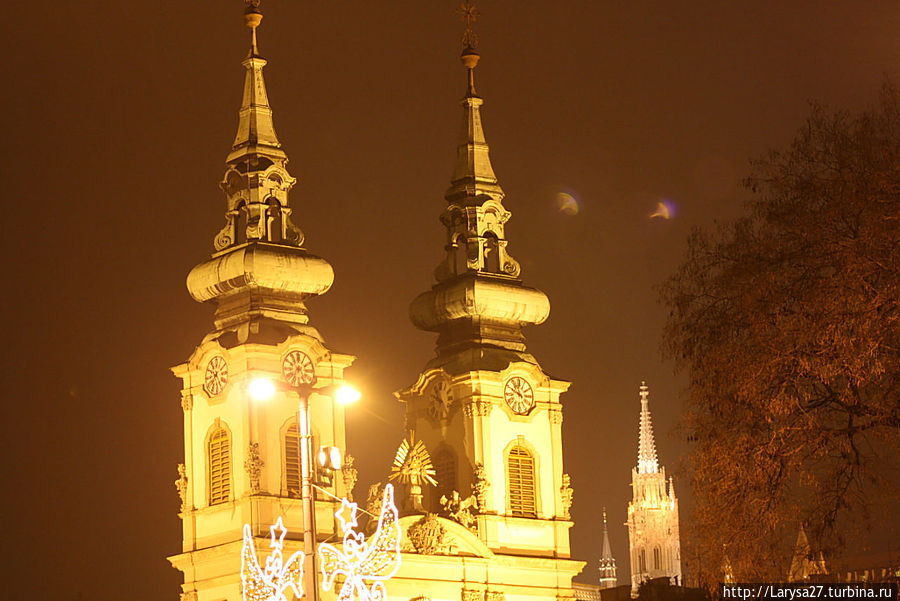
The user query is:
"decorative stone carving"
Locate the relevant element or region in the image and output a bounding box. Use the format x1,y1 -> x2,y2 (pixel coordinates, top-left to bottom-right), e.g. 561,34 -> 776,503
549,409 -> 563,425
364,482 -> 385,532
180,592 -> 198,601
244,442 -> 264,494
175,463 -> 188,513
440,490 -> 478,530
180,393 -> 193,412
472,462 -> 490,510
407,513 -> 447,555
390,432 -> 437,512
342,453 -> 358,502
462,589 -> 483,601
462,399 -> 492,418
486,592 -> 507,601
560,473 -> 573,519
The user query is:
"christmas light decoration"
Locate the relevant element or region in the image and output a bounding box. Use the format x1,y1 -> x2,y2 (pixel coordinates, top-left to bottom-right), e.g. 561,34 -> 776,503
319,483 -> 402,601
241,517 -> 304,601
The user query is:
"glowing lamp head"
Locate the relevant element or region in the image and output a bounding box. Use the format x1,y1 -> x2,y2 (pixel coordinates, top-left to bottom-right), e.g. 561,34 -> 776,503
334,384 -> 361,405
318,446 -> 342,471
248,377 -> 276,401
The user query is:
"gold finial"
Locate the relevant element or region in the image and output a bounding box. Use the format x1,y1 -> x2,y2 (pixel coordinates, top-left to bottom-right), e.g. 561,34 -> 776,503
456,1 -> 479,49
244,0 -> 262,55
456,1 -> 480,95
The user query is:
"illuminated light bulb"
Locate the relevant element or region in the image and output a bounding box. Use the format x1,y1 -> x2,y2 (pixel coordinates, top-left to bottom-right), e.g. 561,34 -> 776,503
334,384 -> 361,405
318,446 -> 342,471
249,378 -> 276,401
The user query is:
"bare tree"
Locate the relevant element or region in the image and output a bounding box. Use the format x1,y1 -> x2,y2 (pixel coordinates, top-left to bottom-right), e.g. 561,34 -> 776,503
661,84 -> 900,581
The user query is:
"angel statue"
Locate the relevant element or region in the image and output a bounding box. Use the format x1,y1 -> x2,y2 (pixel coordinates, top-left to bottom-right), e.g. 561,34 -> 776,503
240,516 -> 304,601
319,483 -> 402,601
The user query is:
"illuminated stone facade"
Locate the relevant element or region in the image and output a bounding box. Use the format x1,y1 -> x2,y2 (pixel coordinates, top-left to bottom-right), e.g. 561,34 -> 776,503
167,8 -> 355,600
626,383 -> 681,595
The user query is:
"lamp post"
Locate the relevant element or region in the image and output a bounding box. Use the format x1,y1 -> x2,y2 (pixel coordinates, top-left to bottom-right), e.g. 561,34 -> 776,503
295,382 -> 319,601
249,377 -> 359,601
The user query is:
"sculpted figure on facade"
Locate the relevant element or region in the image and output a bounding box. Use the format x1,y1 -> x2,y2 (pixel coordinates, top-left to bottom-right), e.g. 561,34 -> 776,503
244,442 -> 264,494
342,453 -> 359,502
472,462 -> 490,511
440,490 -> 478,530
560,473 -> 573,519
175,463 -> 189,513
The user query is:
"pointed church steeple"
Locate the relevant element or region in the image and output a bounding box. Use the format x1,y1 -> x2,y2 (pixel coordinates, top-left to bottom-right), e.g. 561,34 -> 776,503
227,3 -> 284,164
628,381 -> 681,595
186,2 -> 333,336
445,46 -> 504,204
409,39 -> 549,360
638,382 -> 660,474
599,507 -> 618,588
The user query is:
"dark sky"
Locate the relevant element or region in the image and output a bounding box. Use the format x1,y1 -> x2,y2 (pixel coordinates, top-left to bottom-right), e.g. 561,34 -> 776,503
3,2 -> 900,599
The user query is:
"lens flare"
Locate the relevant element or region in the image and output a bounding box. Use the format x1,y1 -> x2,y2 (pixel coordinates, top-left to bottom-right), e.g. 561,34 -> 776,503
556,192 -> 580,216
650,199 -> 676,220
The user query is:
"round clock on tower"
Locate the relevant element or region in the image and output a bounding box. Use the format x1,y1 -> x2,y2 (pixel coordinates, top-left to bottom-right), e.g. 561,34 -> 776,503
504,376 -> 534,415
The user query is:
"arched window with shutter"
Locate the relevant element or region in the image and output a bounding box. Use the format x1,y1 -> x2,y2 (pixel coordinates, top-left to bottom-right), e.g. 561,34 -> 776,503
208,425 -> 232,505
653,546 -> 661,570
284,422 -> 301,498
432,446 -> 457,499
506,445 -> 537,517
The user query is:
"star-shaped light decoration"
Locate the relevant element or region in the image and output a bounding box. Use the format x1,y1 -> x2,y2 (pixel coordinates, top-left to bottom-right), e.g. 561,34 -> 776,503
335,497 -> 359,534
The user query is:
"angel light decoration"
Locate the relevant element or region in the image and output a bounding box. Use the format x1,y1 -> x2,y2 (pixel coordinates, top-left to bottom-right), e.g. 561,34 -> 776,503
319,483 -> 402,601
240,517 -> 304,601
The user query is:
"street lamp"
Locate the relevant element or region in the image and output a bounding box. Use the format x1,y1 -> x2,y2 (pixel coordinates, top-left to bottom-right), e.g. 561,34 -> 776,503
248,376 -> 358,601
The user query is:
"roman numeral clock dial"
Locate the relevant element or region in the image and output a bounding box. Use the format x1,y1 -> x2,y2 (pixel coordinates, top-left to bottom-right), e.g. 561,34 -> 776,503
504,376 -> 535,415
282,350 -> 315,387
204,356 -> 228,396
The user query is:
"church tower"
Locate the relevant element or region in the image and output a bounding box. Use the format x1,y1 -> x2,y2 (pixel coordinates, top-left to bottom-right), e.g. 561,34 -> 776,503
390,14 -> 584,600
627,382 -> 682,595
168,6 -> 355,600
599,508 -> 618,588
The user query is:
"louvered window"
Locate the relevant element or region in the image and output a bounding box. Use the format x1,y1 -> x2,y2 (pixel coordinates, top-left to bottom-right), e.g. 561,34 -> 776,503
284,423 -> 301,498
208,427 -> 231,505
507,445 -> 537,517
432,447 -> 457,498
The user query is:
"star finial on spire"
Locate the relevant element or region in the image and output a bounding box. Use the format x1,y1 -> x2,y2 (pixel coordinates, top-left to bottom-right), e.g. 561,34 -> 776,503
456,1 -> 480,49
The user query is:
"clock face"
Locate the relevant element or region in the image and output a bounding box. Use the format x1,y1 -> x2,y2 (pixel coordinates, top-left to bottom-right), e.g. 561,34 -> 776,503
504,376 -> 535,415
204,356 -> 228,396
428,379 -> 452,421
282,350 -> 315,386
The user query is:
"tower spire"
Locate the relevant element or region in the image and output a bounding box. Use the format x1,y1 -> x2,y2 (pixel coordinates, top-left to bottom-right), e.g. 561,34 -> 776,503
186,1 -> 332,335
409,1 -> 549,358
446,10 -> 504,206
229,0 -> 284,164
637,382 -> 660,474
599,507 -> 617,588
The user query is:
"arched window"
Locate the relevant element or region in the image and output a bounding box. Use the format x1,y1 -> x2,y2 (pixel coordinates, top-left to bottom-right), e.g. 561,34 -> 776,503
653,547 -> 661,570
284,422 -> 301,498
507,445 -> 537,517
432,446 -> 457,499
208,426 -> 232,505
639,548 -> 647,573
483,232 -> 500,273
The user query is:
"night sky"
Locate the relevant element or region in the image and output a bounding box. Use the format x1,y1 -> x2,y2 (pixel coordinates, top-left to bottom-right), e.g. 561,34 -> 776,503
3,2 -> 900,599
